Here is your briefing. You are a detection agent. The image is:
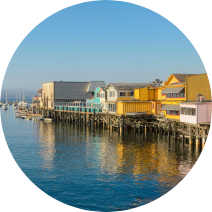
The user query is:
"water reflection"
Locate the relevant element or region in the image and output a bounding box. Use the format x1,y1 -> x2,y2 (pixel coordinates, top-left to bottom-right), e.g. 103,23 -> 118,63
2,107 -> 204,211
38,122 -> 56,170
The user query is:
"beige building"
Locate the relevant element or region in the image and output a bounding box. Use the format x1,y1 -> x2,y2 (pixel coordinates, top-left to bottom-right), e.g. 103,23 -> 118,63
41,82 -> 54,108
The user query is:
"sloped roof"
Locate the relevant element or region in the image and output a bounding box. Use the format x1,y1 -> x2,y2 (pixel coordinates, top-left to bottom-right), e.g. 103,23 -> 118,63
87,81 -> 106,92
161,104 -> 180,111
99,87 -> 106,92
106,83 -> 158,90
162,87 -> 185,94
173,74 -> 198,83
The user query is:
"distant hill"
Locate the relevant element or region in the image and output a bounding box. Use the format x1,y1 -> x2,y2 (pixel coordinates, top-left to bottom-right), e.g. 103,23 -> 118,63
0,89 -> 37,101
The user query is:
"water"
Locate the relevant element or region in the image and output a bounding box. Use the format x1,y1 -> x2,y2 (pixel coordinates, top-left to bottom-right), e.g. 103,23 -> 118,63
1,106 -> 202,211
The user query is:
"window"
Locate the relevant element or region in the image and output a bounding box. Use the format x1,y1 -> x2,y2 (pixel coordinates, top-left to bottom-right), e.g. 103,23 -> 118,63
96,93 -> 100,98
166,110 -> 172,115
131,92 -> 134,96
181,107 -> 186,115
101,93 -> 105,98
192,108 -> 196,116
109,91 -> 115,97
173,93 -> 178,98
87,102 -> 91,107
108,103 -> 116,112
166,93 -> 172,98
166,110 -> 179,115
103,103 -> 107,109
179,93 -> 185,98
120,92 -> 126,96
152,103 -> 154,109
94,103 -> 101,109
51,102 -> 53,107
180,107 -> 196,116
51,93 -> 52,98
173,110 -> 178,115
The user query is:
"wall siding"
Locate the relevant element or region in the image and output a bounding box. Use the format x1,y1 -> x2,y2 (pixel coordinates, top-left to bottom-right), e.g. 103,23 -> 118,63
117,102 -> 151,115
186,74 -> 211,101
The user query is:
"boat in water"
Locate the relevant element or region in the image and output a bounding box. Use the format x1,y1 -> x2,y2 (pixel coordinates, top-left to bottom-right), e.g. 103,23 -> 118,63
18,90 -> 29,110
3,103 -> 9,110
13,93 -> 18,109
2,91 -> 9,110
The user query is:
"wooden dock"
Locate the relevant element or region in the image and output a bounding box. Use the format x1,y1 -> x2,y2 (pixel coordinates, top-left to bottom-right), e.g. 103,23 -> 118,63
33,107 -> 210,147
132,150 -> 212,212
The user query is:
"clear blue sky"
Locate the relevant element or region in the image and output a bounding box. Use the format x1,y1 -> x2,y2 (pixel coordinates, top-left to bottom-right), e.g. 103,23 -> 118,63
2,0 -> 206,96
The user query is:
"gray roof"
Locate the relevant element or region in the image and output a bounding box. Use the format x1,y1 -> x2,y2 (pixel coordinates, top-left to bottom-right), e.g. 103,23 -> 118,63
54,81 -> 91,100
162,87 -> 185,94
161,104 -> 180,111
107,83 -> 158,90
87,81 -> 106,92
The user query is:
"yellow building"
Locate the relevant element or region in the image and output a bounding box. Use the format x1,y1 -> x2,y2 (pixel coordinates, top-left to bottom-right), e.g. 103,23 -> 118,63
161,74 -> 197,120
186,73 -> 211,101
134,85 -> 163,115
116,100 -> 152,115
115,83 -> 162,116
116,83 -> 164,116
151,87 -> 163,115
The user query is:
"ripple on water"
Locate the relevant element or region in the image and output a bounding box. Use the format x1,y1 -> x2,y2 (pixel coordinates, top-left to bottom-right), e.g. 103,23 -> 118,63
1,107 -> 202,211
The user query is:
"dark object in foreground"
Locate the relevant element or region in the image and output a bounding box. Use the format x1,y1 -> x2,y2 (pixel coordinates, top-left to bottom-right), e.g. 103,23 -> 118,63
0,146 -> 17,166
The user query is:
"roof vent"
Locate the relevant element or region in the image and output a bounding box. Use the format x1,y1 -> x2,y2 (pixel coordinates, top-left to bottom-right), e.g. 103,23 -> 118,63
196,94 -> 205,102
200,96 -> 205,102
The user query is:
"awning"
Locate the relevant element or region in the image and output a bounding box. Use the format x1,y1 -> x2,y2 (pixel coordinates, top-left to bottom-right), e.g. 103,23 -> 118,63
161,104 -> 180,111
162,87 -> 184,94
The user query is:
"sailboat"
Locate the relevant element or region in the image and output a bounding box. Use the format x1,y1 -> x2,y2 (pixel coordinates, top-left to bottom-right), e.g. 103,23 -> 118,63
18,89 -> 28,109
13,93 -> 18,109
2,91 -> 8,110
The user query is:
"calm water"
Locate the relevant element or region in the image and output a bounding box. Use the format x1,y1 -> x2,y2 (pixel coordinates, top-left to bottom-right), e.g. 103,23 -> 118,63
1,106 -> 202,211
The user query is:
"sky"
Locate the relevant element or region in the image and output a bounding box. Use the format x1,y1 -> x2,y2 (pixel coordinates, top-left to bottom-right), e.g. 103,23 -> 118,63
1,0 -> 206,99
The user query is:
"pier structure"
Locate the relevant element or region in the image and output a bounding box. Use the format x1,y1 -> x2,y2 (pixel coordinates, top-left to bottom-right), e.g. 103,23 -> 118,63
23,72 -> 211,147
37,107 -> 210,146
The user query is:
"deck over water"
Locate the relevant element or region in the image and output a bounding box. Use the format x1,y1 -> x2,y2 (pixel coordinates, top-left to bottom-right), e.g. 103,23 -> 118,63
136,153 -> 212,211
0,166 -> 87,212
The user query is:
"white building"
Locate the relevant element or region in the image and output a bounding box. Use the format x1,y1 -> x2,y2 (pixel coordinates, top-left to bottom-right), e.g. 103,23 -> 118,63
180,101 -> 212,124
104,83 -> 155,113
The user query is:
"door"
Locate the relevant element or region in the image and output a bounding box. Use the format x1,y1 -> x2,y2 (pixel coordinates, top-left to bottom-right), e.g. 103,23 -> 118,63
156,104 -> 161,115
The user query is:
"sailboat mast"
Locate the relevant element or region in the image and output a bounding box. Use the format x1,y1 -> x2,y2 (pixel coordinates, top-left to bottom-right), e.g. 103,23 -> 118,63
5,91 -> 7,103
21,87 -> 22,101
